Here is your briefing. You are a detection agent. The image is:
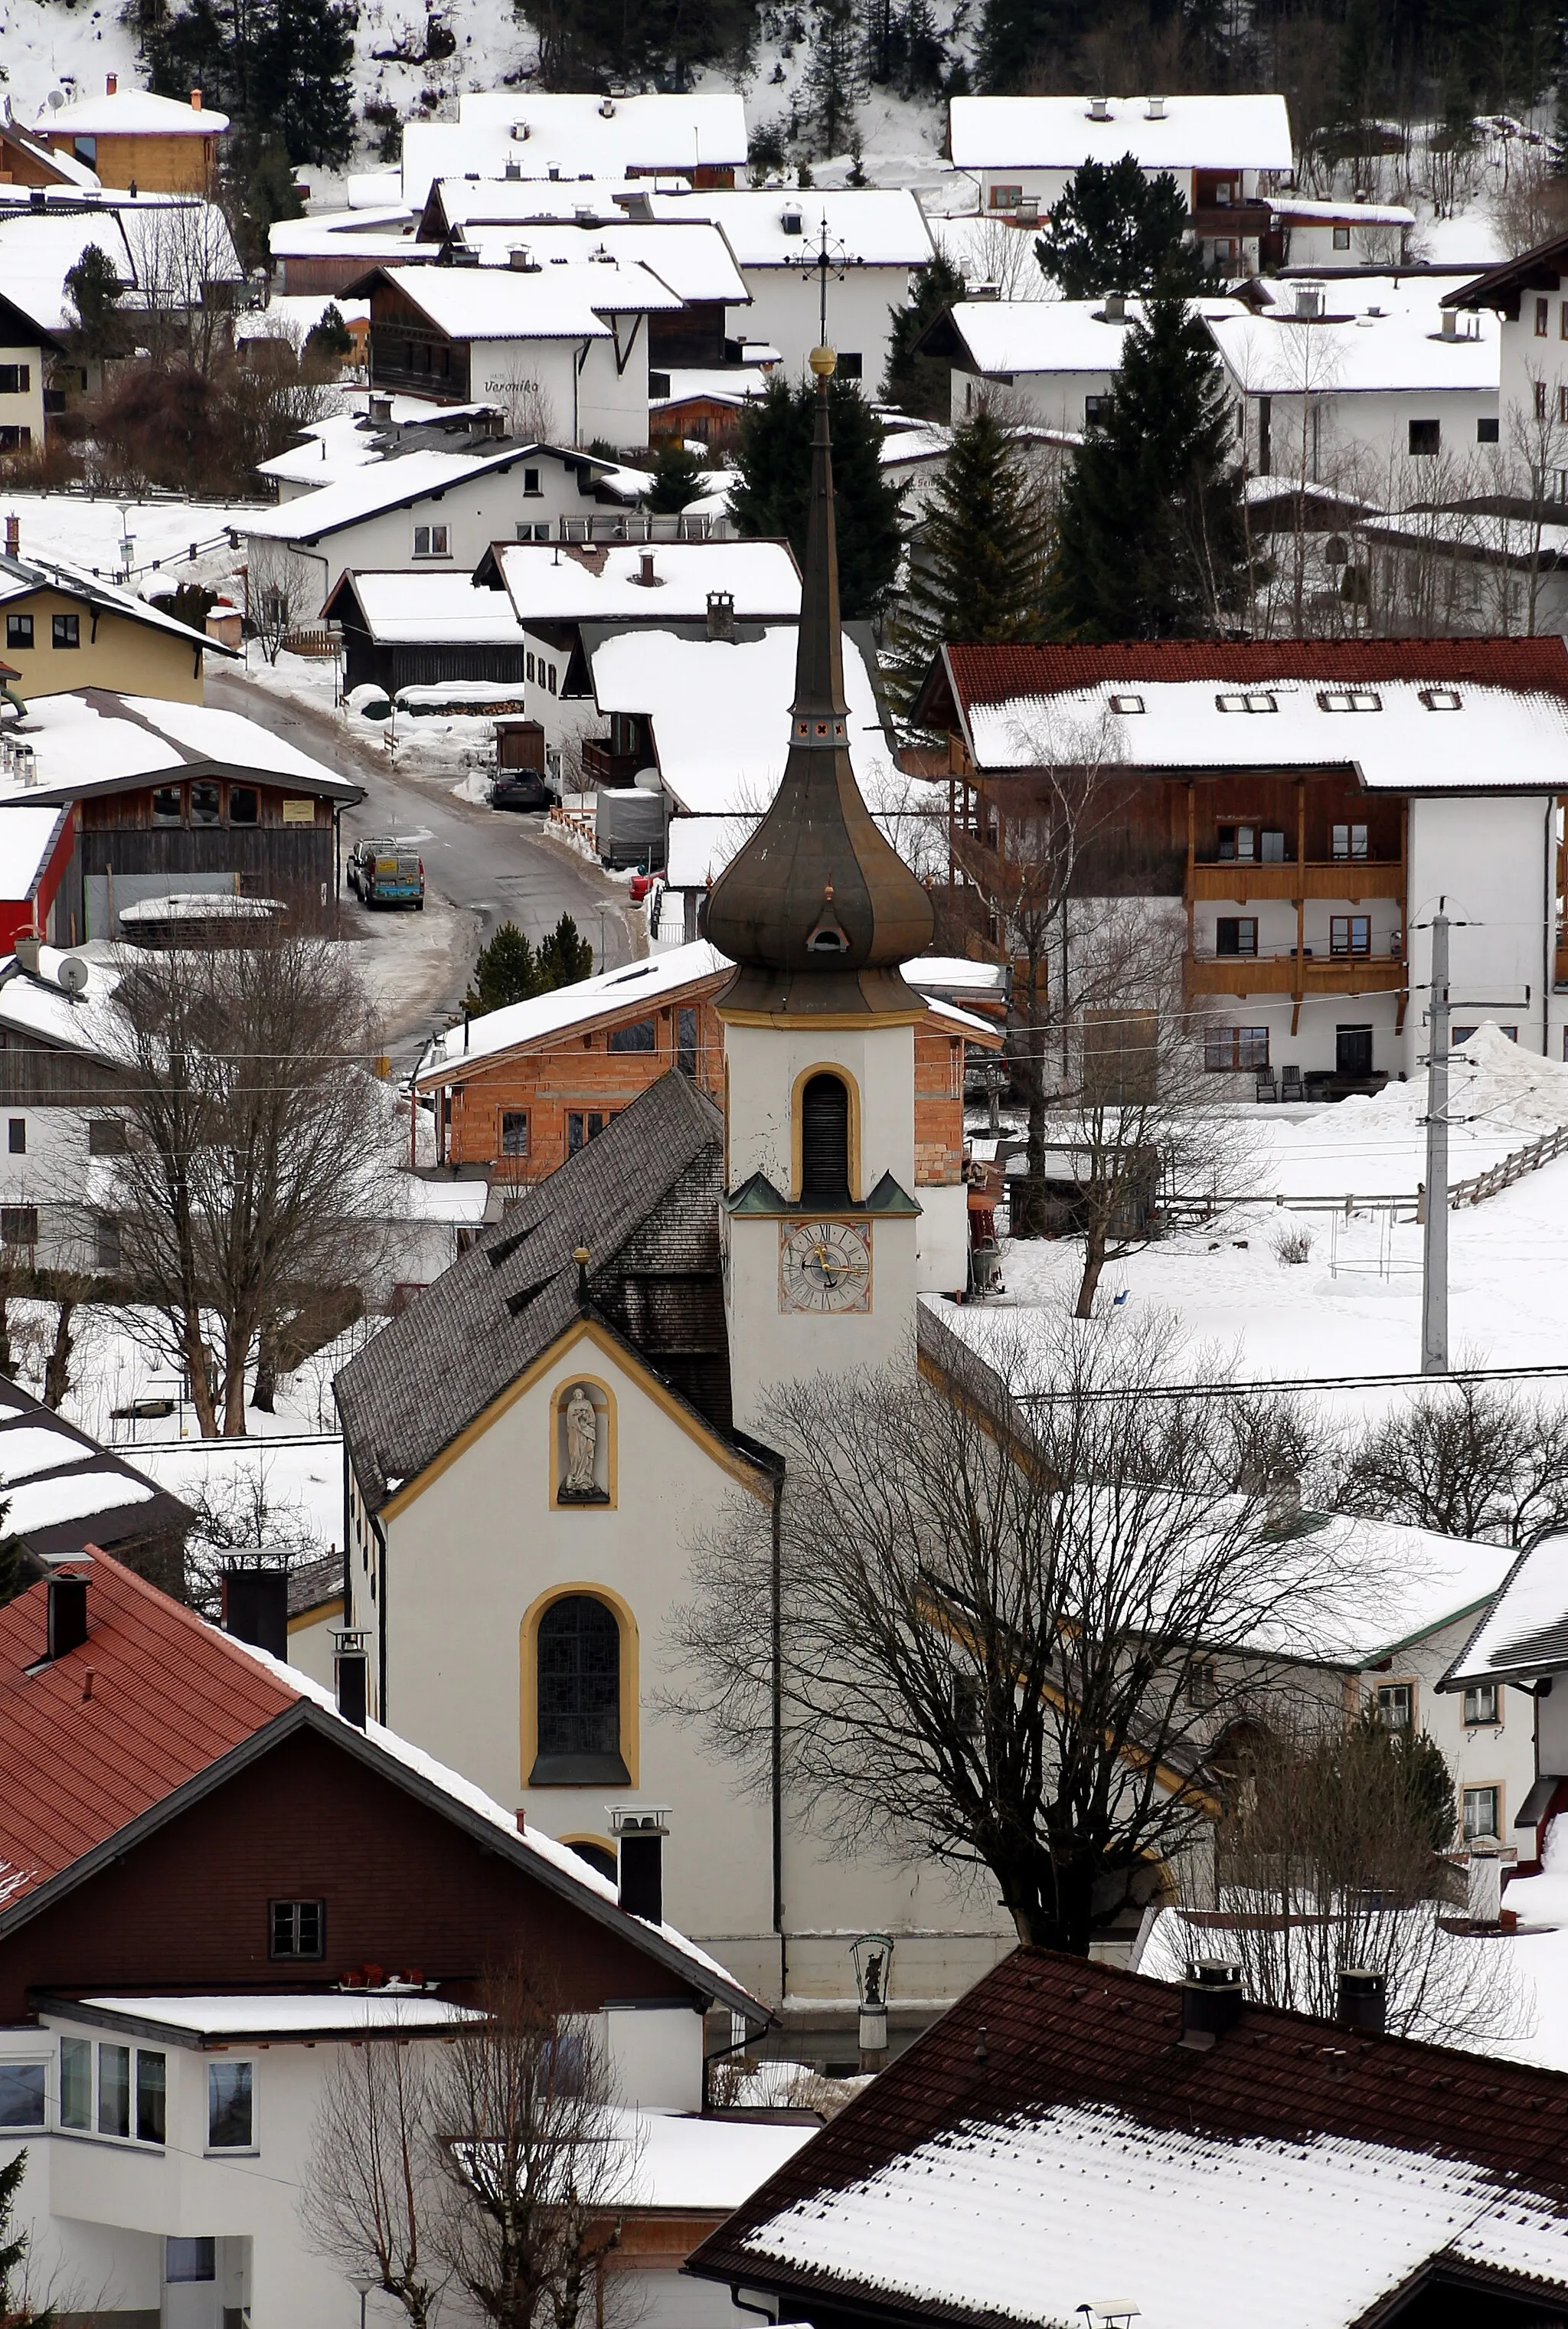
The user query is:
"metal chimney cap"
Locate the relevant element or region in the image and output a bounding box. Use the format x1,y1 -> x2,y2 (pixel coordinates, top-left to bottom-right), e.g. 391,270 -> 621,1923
607,1803 -> 671,1834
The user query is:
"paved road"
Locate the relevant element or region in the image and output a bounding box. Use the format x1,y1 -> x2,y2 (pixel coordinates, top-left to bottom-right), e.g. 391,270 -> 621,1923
207,668 -> 635,1054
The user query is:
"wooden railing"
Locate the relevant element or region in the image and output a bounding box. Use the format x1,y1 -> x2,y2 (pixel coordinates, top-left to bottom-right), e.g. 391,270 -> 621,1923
1188,859 -> 1404,904
1452,1122 -> 1568,1208
1187,950 -> 1406,997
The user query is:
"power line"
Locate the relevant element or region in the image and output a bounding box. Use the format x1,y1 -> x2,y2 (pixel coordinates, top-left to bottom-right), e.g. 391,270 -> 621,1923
1011,1359 -> 1568,1403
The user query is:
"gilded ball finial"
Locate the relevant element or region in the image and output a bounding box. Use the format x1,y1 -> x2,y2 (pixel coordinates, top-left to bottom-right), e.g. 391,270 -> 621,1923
808,345 -> 837,378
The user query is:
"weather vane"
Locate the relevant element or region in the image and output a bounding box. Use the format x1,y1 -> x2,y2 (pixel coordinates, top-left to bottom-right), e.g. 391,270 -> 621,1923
799,214 -> 864,345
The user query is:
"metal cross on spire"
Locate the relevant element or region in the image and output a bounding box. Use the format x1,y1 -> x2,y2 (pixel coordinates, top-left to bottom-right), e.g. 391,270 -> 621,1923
798,212 -> 864,345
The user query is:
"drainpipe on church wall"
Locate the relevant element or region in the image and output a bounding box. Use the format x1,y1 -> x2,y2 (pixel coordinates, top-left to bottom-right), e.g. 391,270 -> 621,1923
771,1466 -> 786,2005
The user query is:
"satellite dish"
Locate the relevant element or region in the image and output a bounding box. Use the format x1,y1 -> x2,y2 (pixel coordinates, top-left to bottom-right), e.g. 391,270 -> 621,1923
47,89 -> 66,110
57,956 -> 90,996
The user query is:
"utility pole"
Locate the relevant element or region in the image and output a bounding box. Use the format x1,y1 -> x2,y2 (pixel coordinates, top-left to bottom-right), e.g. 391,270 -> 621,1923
1421,904 -> 1450,1376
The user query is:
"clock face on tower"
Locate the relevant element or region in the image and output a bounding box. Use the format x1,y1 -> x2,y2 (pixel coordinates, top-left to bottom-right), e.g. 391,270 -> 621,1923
779,1218 -> 872,1313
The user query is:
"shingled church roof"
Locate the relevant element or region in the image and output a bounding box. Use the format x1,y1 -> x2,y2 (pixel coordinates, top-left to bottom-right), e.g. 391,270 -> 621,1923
335,1069 -> 737,1510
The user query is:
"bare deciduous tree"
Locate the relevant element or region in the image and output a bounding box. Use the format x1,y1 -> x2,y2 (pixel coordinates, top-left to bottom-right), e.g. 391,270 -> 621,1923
430,1962 -> 635,2329
304,2021 -> 445,2329
1332,1376 -> 1568,1550
245,538 -> 308,664
1158,1710 -> 1530,2049
181,1459 -> 332,1618
107,931 -> 394,1436
671,1310 -> 1367,1958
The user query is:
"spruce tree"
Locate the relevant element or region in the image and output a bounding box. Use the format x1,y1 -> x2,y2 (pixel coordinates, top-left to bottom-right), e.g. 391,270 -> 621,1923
149,0 -> 357,168
884,404 -> 1050,708
304,303 -> 354,368
882,247 -> 965,417
64,245 -> 126,361
535,914 -> 594,989
1035,156 -> 1203,299
0,2149 -> 35,2322
1048,288 -> 1249,641
645,440 -> 707,513
466,924 -> 539,1013
730,371 -> 906,620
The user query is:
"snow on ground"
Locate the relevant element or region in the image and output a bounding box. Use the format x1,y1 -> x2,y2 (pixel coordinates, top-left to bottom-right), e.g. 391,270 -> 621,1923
126,1431 -> 347,1552
0,492 -> 253,603
954,1028 -> 1568,1389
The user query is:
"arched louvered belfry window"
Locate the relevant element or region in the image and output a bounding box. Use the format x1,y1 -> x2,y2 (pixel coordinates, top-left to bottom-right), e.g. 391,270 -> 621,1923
800,1072 -> 851,1203
532,1595 -> 629,1784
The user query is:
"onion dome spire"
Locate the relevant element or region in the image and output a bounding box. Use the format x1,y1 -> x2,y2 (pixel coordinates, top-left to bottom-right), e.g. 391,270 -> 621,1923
706,346 -> 933,1020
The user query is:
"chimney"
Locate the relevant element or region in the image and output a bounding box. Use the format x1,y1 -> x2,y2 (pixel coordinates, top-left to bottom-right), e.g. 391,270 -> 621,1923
1104,291 -> 1126,322
1336,1967 -> 1387,2033
1178,1958 -> 1243,2050
5,514 -> 18,559
706,588 -> 735,640
1440,308 -> 1458,339
106,73 -> 118,94
509,244 -> 540,271
1146,94 -> 1167,119
334,1629 -> 370,1729
190,87 -> 202,111
638,548 -> 656,586
610,1804 -> 669,1922
599,97 -> 616,117
368,393 -> 393,425
1294,282 -> 1325,321
47,1572 -> 89,1661
220,1565 -> 289,1662
1468,1835 -> 1503,1927
1089,95 -> 1111,120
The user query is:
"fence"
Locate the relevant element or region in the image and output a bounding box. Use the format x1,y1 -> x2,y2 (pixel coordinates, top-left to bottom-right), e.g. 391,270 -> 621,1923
1451,1121 -> 1568,1208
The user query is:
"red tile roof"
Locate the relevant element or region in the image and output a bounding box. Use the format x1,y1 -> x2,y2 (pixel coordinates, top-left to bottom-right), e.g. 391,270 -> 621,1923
0,1555 -> 301,1909
937,637 -> 1568,713
690,1947 -> 1568,2324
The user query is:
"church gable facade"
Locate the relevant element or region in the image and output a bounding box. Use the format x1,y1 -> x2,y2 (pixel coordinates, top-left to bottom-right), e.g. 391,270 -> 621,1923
336,347 -> 1015,2030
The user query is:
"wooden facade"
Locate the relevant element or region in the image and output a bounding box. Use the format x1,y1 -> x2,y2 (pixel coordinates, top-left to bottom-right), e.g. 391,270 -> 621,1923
41,126 -> 221,196
51,779 -> 341,947
369,276 -> 471,401
433,967 -> 982,1191
952,761 -> 1412,1039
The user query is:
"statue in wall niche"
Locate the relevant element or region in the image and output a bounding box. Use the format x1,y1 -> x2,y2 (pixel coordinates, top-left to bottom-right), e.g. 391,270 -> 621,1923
560,1383 -> 604,1501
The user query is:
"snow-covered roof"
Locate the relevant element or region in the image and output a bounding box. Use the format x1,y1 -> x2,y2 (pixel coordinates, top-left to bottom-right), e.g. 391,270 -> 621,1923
65,1993 -> 486,2039
243,443 -> 548,545
1207,295 -> 1499,397
737,2097 -> 1568,2329
1269,195 -> 1416,227
606,2107 -> 817,2213
948,92 -> 1296,173
651,366 -> 773,408
0,806 -> 70,904
958,675 -> 1568,793
364,257 -> 682,339
332,571 -> 524,646
0,125 -> 101,192
947,296 -> 1143,376
267,207 -> 419,254
0,199 -> 242,333
419,938 -> 999,1089
0,545 -> 233,656
4,1467 -> 152,1534
493,538 -> 800,627
5,690 -> 361,803
1444,1539 -> 1568,1686
34,84 -> 230,136
587,623 -> 906,816
646,185 -> 935,269
419,941 -> 729,1084
448,221 -> 749,308
0,950 -> 119,1056
401,92 -> 748,210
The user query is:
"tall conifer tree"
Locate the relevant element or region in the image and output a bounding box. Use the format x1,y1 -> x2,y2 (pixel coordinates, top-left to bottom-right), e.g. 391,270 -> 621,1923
730,372 -> 905,620
1048,289 -> 1250,640
885,404 -> 1050,708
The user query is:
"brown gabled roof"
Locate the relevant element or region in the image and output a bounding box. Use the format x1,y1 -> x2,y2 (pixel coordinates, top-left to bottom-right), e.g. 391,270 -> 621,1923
913,636 -> 1568,732
1445,229 -> 1568,313
688,1948 -> 1568,2329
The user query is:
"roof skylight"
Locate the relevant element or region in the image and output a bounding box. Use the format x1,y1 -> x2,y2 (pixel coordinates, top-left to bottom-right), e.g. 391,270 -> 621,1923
1318,689 -> 1382,711
1216,692 -> 1277,713
1420,687 -> 1463,710
1109,693 -> 1145,714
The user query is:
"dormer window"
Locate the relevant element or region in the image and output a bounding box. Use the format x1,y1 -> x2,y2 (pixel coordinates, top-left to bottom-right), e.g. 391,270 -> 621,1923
1318,689 -> 1382,711
1420,687 -> 1462,709
1216,692 -> 1276,712
805,883 -> 851,955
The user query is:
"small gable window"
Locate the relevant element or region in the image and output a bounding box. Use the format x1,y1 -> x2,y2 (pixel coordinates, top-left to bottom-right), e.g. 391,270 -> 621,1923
800,1072 -> 851,1202
608,1017 -> 657,1053
270,1899 -> 325,1961
533,1595 -> 629,1785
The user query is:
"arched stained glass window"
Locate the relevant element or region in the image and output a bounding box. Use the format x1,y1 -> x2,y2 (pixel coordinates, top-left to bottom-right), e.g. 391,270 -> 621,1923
531,1595 -> 629,1784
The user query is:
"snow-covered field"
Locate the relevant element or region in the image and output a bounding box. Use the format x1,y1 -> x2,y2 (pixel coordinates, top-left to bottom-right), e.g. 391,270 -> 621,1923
0,492 -> 253,600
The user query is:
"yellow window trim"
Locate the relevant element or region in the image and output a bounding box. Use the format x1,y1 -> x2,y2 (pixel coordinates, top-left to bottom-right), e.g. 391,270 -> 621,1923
287,1596 -> 343,1635
789,1061 -> 863,1202
521,1580 -> 639,1791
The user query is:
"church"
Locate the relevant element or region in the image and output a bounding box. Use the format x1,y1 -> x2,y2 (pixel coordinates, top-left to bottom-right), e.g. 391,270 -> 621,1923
334,347 -> 1015,2037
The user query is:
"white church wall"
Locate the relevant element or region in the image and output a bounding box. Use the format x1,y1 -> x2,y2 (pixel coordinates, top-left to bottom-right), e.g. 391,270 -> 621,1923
601,2003 -> 704,2111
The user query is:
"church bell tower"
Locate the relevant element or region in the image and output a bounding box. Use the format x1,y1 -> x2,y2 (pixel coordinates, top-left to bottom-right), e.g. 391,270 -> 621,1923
705,346 -> 935,1438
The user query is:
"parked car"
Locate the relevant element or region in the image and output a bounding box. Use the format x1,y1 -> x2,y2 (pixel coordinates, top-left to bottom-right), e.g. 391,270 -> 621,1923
491,770 -> 553,813
348,837 -> 426,909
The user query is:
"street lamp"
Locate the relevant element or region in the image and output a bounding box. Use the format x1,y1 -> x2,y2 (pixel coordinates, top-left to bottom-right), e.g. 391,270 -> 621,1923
349,2272 -> 377,2329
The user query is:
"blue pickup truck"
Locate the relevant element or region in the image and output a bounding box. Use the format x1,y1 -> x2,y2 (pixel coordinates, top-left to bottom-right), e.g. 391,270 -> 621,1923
348,837 -> 426,910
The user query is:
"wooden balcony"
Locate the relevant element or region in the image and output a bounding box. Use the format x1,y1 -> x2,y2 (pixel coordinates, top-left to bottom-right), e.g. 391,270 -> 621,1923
1188,949 -> 1407,999
1188,859 -> 1405,906
580,737 -> 643,788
